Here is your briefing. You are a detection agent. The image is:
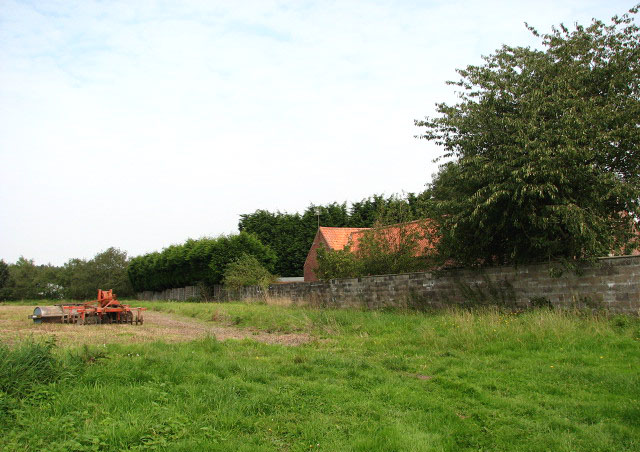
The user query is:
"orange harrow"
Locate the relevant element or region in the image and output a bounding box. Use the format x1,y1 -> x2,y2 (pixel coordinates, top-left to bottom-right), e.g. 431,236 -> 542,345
29,289 -> 146,325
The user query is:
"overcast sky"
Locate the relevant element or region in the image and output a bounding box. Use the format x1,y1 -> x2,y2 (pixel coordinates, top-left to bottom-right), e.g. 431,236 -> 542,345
0,0 -> 632,265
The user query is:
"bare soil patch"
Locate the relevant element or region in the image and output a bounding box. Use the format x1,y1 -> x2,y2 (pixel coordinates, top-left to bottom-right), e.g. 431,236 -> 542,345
0,305 -> 310,347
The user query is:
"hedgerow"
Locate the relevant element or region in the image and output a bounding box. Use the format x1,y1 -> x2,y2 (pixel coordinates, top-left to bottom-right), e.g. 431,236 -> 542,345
127,232 -> 276,292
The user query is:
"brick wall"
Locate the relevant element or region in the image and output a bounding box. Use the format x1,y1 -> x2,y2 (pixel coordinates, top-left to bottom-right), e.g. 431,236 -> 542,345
303,230 -> 324,282
139,256 -> 640,314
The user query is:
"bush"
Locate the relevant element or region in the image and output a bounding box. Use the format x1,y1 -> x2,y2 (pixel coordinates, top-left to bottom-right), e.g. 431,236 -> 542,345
355,221 -> 435,276
223,254 -> 277,291
315,245 -> 361,280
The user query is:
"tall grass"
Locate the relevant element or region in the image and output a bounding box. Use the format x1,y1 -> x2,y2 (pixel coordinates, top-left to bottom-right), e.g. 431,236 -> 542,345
0,339 -> 67,397
1,339 -> 66,426
0,338 -> 106,428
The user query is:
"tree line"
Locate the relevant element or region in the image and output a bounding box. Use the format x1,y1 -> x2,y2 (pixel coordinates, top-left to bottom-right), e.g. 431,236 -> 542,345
0,194 -> 431,299
0,248 -> 134,300
128,195 -> 427,293
0,232 -> 279,298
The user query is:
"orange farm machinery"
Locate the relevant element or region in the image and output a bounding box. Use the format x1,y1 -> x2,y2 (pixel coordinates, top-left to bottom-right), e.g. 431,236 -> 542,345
29,289 -> 146,325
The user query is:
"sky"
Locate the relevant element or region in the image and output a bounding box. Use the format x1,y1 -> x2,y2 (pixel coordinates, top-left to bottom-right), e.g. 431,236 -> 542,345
0,0 -> 633,265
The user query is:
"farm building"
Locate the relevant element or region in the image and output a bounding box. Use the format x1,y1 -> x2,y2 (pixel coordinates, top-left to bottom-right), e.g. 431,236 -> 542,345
303,220 -> 436,282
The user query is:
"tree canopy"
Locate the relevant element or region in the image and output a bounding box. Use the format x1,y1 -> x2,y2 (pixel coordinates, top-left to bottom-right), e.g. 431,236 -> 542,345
416,6 -> 640,267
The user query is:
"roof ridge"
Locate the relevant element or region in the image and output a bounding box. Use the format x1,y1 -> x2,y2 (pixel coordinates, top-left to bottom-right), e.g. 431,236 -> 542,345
319,226 -> 369,229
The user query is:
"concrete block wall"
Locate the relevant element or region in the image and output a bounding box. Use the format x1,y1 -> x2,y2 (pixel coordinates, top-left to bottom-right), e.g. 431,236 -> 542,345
138,285 -> 201,301
267,255 -> 640,313
138,256 -> 640,314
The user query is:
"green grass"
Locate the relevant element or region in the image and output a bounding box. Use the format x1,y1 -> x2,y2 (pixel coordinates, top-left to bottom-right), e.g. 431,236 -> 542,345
1,302 -> 639,451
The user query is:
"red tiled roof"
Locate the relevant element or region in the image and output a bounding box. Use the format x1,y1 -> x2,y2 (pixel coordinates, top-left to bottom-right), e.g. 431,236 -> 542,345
305,220 -> 439,281
317,220 -> 438,254
349,220 -> 437,255
318,227 -> 369,251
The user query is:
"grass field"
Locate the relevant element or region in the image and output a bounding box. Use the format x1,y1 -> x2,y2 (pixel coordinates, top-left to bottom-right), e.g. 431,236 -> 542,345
1,301 -> 639,451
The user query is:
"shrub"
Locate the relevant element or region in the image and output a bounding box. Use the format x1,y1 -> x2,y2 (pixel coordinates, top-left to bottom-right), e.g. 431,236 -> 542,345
223,254 -> 277,292
315,245 -> 362,280
355,221 -> 435,276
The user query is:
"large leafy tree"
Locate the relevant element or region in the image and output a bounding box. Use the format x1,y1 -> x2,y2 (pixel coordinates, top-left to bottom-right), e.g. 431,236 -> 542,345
416,6 -> 640,266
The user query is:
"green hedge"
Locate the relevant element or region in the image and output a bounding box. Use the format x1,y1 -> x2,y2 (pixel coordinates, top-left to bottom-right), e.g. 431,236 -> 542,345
127,232 -> 276,292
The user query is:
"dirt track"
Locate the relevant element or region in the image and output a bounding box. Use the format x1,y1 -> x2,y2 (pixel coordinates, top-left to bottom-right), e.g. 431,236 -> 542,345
0,305 -> 310,347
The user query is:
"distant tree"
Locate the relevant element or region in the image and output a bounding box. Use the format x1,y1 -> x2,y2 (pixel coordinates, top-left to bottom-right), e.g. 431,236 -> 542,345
60,258 -> 92,299
416,6 -> 640,267
238,209 -> 309,277
0,257 -> 61,300
90,247 -> 134,297
62,248 -> 133,299
348,195 -> 388,227
5,257 -> 40,299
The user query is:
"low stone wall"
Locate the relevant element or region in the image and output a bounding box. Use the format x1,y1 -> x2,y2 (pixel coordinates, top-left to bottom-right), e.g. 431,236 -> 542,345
265,255 -> 640,314
138,285 -> 201,301
138,256 -> 640,314
137,285 -> 264,302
